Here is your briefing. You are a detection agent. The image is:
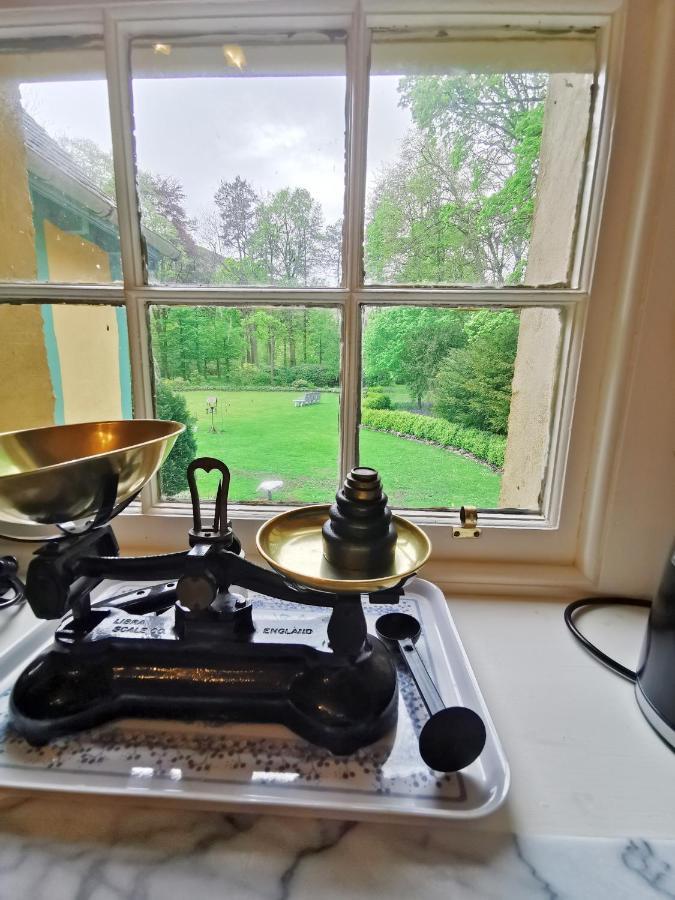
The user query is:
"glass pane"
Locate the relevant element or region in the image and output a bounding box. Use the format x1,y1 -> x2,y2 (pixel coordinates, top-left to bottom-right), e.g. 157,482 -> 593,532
0,302 -> 132,431
359,305 -> 562,511
365,32 -> 596,286
132,33 -> 346,286
150,305 -> 341,502
0,38 -> 122,283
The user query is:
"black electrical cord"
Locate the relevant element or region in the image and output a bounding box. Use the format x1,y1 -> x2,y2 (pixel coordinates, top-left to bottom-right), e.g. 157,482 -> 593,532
564,596 -> 651,683
0,556 -> 26,610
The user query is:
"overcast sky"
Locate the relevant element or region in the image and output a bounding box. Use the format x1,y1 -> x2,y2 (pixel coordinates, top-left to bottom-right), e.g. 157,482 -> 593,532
21,74 -> 411,229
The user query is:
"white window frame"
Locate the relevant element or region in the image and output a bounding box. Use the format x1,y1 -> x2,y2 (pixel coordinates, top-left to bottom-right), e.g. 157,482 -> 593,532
0,0 -> 672,597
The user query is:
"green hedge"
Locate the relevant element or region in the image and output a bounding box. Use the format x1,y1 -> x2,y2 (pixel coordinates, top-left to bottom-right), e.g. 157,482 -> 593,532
361,408 -> 506,468
162,382 -> 340,394
362,388 -> 392,410
161,364 -> 339,390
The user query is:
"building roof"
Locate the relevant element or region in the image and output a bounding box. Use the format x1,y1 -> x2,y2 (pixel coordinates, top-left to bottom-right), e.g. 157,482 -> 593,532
21,112 -> 180,260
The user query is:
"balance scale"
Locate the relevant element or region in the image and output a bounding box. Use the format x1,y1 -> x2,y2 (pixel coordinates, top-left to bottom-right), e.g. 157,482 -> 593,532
0,419 -> 495,787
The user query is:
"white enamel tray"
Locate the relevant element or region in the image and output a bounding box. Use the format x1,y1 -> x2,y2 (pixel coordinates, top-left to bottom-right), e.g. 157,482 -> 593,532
0,578 -> 509,822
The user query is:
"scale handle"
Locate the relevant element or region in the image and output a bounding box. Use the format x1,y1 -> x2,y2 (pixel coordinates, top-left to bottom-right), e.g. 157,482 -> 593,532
186,457 -> 231,542
398,639 -> 445,715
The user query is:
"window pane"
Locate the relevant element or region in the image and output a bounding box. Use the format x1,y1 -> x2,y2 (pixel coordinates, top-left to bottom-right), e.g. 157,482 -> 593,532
150,305 -> 341,502
365,32 -> 595,286
0,38 -> 122,283
0,302 -> 132,431
359,305 -> 563,511
132,33 -> 346,286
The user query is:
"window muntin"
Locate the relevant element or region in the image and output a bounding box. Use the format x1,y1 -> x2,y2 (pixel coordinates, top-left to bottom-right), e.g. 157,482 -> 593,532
131,32 -> 347,287
150,305 -> 341,504
365,33 -> 595,286
0,38 -> 124,284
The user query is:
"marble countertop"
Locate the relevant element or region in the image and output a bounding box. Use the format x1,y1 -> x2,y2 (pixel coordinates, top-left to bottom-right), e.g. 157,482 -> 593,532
0,795 -> 674,899
1,591 -> 673,898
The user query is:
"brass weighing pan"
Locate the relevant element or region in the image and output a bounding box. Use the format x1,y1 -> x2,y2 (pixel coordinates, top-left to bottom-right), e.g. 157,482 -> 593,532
257,504 -> 431,593
0,419 -> 183,529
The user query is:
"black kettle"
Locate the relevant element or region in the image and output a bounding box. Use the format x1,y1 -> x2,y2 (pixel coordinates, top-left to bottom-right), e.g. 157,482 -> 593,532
636,547 -> 675,748
565,545 -> 675,751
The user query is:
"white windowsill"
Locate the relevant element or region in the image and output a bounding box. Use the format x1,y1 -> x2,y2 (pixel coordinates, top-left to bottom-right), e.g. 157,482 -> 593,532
446,593 -> 671,837
105,508 -> 592,599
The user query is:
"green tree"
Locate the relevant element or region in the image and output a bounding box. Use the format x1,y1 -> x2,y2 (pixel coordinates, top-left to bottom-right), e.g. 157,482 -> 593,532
136,172 -> 213,283
433,309 -> 520,433
150,306 -> 244,381
322,219 -> 343,284
214,176 -> 258,260
155,383 -> 197,496
251,309 -> 285,383
363,307 -> 465,407
365,73 -> 547,285
212,257 -> 267,286
305,309 -> 340,371
250,188 -> 325,286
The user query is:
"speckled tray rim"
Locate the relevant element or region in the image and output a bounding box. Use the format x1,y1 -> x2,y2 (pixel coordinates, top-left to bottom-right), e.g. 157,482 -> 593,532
0,579 -> 510,823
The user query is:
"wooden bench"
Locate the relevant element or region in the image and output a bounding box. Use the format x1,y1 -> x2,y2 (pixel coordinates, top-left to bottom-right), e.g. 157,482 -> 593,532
294,391 -> 320,407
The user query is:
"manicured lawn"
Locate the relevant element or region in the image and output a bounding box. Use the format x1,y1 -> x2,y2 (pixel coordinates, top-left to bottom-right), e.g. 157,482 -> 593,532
370,384 -> 424,406
178,390 -> 340,504
372,384 -> 412,403
360,429 -> 501,508
175,390 -> 501,508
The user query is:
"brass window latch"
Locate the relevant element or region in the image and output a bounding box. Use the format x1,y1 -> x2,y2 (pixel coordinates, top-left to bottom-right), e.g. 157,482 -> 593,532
452,506 -> 481,539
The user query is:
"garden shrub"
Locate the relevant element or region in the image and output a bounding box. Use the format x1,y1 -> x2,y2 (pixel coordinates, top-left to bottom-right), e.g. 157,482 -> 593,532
291,379 -> 311,389
163,384 -> 340,393
362,388 -> 392,410
361,408 -> 505,468
290,364 -> 339,387
273,367 -> 294,386
163,366 -> 339,391
155,383 -> 197,496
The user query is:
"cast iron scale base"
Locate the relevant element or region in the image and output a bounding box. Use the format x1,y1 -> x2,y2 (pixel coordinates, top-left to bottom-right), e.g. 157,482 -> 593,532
11,459 -> 406,754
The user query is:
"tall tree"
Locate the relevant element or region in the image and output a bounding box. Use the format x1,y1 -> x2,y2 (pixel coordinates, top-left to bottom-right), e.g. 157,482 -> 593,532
136,171 -> 205,282
250,188 -> 325,286
322,219 -> 343,285
365,73 -> 547,285
214,176 -> 258,261
142,174 -> 196,252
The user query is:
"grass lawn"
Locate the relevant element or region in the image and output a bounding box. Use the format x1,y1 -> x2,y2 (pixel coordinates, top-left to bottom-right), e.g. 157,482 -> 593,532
371,384 -> 411,403
174,390 -> 501,508
359,429 -> 501,508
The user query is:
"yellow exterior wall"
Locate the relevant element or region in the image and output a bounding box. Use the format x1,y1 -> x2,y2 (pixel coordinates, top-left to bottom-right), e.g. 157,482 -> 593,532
51,305 -> 123,422
0,305 -> 55,432
0,76 -> 124,433
0,74 -> 52,433
0,75 -> 36,281
44,220 -> 112,283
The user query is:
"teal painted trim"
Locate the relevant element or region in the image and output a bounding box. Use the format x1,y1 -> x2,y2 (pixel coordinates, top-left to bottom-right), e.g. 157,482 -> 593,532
33,215 -> 49,282
109,251 -> 123,282
116,307 -> 133,419
40,305 -> 64,424
29,173 -> 120,246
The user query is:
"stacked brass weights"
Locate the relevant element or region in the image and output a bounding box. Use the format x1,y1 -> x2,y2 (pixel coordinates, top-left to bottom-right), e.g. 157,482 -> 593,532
322,467 -> 397,576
